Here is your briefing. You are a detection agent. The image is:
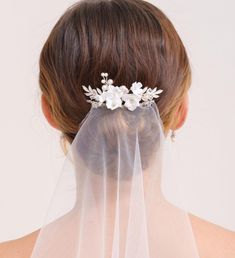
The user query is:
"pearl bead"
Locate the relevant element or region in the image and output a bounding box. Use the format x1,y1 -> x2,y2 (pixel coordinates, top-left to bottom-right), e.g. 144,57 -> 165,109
107,79 -> 113,84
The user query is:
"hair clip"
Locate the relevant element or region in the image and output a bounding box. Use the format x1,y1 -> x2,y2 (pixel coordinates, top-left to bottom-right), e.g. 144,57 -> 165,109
82,72 -> 163,111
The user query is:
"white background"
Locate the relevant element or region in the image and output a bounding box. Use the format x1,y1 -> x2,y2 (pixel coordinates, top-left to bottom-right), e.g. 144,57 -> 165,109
0,0 -> 234,241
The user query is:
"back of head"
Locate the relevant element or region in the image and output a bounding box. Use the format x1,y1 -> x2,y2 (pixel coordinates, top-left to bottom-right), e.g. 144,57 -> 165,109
33,5 -> 200,258
39,0 -> 192,150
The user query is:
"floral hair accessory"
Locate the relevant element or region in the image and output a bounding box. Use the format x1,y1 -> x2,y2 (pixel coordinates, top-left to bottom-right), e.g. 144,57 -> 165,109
82,72 -> 163,111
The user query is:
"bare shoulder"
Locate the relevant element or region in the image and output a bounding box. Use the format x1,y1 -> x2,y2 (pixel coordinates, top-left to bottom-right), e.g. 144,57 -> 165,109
0,229 -> 40,258
0,211 -> 76,258
188,212 -> 235,258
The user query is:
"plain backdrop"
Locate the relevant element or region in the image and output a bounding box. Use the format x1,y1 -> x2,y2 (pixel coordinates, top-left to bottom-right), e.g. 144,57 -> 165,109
0,0 -> 234,241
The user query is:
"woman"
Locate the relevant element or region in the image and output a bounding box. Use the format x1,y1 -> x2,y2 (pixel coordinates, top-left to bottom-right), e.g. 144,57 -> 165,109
0,0 -> 235,257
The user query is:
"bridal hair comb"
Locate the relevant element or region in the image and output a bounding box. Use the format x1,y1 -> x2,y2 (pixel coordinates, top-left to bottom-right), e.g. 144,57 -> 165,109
82,72 -> 163,111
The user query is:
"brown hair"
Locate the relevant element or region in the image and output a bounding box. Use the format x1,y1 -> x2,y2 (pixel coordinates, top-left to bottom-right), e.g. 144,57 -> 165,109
39,0 -> 192,151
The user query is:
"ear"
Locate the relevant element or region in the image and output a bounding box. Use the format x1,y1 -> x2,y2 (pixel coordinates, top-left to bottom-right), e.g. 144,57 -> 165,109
173,93 -> 189,130
41,94 -> 60,130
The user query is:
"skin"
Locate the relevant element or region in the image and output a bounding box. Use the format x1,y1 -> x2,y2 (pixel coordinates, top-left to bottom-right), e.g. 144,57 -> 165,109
0,93 -> 234,258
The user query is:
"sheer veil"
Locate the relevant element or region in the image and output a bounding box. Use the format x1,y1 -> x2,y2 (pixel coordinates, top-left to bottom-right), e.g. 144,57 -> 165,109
30,90 -> 200,258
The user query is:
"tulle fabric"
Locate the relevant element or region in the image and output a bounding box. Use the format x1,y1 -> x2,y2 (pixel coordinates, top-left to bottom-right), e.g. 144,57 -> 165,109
30,102 -> 200,258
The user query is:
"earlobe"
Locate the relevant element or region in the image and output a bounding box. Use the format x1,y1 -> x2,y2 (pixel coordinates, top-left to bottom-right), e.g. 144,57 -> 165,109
41,94 -> 59,130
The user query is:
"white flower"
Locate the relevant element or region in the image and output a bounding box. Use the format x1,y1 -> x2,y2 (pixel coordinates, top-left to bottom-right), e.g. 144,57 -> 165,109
108,85 -> 124,97
100,88 -> 118,102
106,93 -> 122,110
119,85 -> 129,94
103,86 -> 125,110
130,82 -> 144,96
122,93 -> 141,111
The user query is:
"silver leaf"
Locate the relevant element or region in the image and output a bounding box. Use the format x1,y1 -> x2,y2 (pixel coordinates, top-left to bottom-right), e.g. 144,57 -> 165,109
97,88 -> 102,94
82,85 -> 89,92
155,89 -> 163,94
